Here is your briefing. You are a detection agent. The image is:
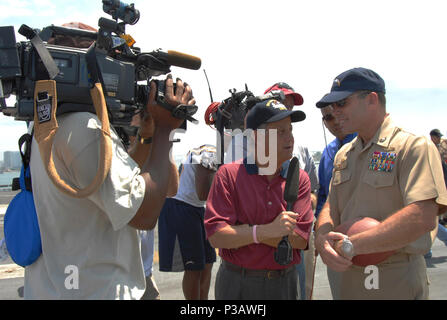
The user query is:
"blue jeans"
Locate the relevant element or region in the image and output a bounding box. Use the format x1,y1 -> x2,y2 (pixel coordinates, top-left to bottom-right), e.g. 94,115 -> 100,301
437,223 -> 447,244
425,223 -> 447,258
296,251 -> 305,300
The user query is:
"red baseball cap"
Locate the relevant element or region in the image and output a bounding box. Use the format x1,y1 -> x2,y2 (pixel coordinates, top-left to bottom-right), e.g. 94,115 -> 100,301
264,82 -> 304,106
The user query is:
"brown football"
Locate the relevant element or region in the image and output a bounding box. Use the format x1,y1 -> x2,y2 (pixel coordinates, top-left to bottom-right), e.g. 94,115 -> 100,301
334,217 -> 395,266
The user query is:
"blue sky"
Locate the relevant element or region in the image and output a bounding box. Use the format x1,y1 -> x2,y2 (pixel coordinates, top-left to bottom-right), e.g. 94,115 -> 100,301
1,0 -> 446,160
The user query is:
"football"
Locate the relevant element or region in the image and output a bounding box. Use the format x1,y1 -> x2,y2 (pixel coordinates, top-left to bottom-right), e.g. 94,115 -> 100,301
335,217 -> 395,266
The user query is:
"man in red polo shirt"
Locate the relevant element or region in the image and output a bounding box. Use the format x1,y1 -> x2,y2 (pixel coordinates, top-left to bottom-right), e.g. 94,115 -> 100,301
204,99 -> 314,300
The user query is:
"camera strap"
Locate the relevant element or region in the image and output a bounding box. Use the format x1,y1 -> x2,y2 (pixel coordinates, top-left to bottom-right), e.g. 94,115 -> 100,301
33,78 -> 112,198
18,24 -> 60,79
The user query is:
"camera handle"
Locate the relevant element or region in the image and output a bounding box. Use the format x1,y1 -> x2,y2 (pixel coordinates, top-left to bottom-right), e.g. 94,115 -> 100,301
33,80 -> 112,198
155,80 -> 198,124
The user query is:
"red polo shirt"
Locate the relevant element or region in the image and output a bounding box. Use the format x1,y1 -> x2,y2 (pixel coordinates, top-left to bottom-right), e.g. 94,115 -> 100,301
204,159 -> 313,270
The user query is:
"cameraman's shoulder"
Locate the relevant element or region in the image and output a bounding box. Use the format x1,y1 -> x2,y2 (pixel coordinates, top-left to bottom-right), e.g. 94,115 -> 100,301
56,112 -> 117,146
58,112 -> 112,135
58,111 -> 97,127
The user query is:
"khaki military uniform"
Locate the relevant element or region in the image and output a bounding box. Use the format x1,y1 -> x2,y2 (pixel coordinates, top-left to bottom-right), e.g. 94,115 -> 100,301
437,138 -> 447,164
328,116 -> 447,300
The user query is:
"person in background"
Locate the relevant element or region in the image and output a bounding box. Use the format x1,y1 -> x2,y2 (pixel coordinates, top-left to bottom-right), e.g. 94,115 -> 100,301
430,129 -> 447,164
316,105 -> 356,217
264,82 -> 318,300
158,144 -> 218,300
425,129 -> 447,259
205,99 -> 313,300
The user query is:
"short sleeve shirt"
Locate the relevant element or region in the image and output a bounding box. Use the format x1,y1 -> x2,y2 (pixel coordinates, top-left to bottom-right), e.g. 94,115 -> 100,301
316,134 -> 357,216
174,145 -> 217,207
328,116 -> 447,254
438,138 -> 447,164
25,112 -> 146,299
204,159 -> 314,270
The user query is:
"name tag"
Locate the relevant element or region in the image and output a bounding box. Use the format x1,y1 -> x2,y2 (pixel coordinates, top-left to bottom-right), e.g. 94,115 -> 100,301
369,151 -> 396,172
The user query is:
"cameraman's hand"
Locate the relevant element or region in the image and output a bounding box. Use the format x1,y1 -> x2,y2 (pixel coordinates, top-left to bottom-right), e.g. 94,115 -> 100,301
138,111 -> 155,139
146,74 -> 195,130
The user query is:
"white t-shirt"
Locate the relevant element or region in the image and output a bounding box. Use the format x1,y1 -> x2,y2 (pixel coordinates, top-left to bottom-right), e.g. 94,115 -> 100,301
25,112 -> 146,299
173,145 -> 217,208
139,230 -> 154,277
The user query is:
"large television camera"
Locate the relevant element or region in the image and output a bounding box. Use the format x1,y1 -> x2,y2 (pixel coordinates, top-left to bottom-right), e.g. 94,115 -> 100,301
0,0 -> 201,140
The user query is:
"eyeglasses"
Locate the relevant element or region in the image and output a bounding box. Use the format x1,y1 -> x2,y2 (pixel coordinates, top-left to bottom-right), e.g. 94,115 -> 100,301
265,82 -> 295,93
322,114 -> 335,122
333,90 -> 372,108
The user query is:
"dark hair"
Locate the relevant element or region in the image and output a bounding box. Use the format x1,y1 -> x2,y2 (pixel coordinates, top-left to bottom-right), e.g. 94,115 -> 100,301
357,90 -> 386,108
377,92 -> 386,107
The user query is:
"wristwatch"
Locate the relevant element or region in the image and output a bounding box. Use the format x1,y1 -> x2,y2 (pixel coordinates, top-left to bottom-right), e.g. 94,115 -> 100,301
137,133 -> 152,144
340,237 -> 355,259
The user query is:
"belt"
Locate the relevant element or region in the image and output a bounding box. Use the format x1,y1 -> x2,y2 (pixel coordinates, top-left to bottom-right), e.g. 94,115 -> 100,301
222,260 -> 294,280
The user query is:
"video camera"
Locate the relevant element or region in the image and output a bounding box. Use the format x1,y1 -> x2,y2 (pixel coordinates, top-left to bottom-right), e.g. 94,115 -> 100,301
211,86 -> 285,166
0,0 -> 201,142
213,86 -> 285,132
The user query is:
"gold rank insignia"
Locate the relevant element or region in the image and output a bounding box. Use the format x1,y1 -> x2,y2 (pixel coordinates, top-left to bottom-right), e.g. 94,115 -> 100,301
334,158 -> 348,170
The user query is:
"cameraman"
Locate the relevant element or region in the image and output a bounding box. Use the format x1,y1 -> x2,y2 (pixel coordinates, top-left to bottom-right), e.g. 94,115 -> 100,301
128,111 -> 179,300
25,67 -> 195,299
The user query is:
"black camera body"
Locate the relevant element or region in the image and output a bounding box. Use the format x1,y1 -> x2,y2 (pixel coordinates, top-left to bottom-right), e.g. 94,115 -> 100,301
213,88 -> 286,132
0,1 -> 201,130
1,29 -> 138,127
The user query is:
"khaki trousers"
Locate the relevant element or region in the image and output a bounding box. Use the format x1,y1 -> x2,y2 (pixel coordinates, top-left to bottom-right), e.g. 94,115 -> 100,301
329,252 -> 429,300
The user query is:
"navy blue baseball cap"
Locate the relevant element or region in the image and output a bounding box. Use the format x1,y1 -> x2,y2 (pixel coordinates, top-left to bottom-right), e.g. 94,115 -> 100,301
430,129 -> 443,137
246,99 -> 306,130
316,67 -> 386,108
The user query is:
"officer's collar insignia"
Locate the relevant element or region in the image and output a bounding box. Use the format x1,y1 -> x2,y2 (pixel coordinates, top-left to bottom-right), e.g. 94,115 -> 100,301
334,158 -> 348,170
369,151 -> 396,172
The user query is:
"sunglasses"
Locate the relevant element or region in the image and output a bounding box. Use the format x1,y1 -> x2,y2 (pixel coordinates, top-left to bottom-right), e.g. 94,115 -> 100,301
322,114 -> 335,122
333,91 -> 372,108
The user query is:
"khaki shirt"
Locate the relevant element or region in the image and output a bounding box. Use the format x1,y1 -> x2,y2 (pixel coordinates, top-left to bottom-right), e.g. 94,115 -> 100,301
438,138 -> 447,164
329,116 -> 447,255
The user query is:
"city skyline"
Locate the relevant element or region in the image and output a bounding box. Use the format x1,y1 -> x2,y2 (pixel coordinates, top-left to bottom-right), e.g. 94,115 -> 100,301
1,151 -> 21,170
